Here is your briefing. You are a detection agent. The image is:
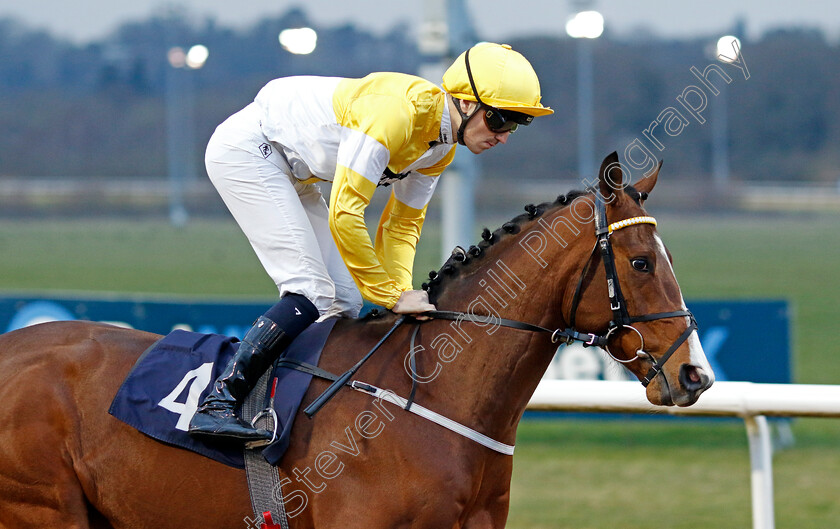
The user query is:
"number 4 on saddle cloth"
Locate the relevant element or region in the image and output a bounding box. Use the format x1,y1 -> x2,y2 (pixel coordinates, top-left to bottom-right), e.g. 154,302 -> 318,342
109,319 -> 336,468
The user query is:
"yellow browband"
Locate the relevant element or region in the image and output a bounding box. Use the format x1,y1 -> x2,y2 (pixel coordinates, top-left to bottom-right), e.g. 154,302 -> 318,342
607,216 -> 657,234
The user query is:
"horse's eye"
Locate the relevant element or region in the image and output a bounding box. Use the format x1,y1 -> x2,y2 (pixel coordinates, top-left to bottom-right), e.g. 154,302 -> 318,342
631,258 -> 650,272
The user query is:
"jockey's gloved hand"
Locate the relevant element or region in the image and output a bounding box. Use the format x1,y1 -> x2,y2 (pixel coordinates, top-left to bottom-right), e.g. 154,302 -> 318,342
392,290 -> 436,320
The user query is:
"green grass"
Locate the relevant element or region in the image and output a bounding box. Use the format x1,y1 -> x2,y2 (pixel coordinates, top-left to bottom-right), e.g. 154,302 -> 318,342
658,215 -> 840,384
1,212 -> 839,528
0,219 -> 276,298
508,418 -> 840,529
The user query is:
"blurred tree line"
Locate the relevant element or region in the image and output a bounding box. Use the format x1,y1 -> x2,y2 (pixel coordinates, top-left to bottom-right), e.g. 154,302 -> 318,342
1,7 -> 838,184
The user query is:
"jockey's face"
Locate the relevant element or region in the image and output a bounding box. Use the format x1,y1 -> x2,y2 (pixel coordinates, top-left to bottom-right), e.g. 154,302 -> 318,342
457,100 -> 511,155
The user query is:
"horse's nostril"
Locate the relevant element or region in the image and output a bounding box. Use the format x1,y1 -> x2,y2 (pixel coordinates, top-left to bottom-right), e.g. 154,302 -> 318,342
679,364 -> 707,392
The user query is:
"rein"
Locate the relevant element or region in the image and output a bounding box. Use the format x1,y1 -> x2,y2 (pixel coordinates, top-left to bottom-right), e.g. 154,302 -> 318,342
422,310 -> 608,347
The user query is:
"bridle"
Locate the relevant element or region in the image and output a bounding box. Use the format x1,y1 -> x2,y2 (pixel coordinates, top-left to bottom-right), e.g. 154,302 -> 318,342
567,191 -> 697,386
428,191 -> 697,388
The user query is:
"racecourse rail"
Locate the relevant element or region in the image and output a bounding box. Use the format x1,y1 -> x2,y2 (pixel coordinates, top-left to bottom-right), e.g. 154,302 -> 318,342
526,380 -> 840,529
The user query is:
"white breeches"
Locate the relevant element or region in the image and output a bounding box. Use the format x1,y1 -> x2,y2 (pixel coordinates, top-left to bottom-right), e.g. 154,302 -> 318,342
205,104 -> 363,318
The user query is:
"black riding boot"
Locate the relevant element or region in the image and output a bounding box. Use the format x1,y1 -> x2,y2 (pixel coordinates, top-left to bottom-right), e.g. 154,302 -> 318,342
188,294 -> 319,443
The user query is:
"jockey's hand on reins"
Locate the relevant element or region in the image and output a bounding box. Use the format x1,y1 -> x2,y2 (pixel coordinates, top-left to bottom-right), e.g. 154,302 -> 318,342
391,290 -> 436,321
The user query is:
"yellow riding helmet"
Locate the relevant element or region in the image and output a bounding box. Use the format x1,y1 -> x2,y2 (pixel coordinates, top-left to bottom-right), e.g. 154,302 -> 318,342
442,42 -> 553,117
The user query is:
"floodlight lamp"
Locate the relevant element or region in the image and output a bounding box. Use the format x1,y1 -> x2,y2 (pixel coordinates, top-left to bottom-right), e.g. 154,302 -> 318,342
566,11 -> 604,39
716,35 -> 741,63
186,45 -> 209,69
279,27 -> 318,55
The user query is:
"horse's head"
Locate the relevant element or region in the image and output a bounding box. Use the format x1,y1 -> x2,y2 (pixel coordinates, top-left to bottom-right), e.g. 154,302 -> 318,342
568,152 -> 714,406
425,151 -> 713,408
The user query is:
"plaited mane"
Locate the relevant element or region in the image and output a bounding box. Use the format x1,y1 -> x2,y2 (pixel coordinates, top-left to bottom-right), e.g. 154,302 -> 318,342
422,189 -> 592,296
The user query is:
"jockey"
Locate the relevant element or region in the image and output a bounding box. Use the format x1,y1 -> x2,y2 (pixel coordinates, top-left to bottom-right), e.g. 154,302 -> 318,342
189,42 -> 553,443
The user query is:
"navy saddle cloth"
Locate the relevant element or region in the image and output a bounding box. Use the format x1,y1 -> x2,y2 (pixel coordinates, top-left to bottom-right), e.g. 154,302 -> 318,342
109,319 -> 336,468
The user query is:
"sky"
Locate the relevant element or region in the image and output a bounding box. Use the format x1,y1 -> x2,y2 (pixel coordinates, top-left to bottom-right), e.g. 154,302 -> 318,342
0,0 -> 838,45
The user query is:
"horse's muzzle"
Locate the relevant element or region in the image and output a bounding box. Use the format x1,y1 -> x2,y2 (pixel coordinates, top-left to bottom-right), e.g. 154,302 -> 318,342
646,362 -> 713,407
673,363 -> 713,406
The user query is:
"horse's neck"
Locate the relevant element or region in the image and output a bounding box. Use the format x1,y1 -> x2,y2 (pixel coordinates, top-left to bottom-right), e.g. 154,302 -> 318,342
426,220 -> 584,437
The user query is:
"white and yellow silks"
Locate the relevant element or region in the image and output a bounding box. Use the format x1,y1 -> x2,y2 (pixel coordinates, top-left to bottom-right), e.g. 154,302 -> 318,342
255,73 -> 456,309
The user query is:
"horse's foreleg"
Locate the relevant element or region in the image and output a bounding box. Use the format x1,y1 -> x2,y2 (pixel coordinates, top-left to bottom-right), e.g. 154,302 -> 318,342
0,339 -> 99,528
0,485 -> 92,529
459,460 -> 513,529
0,428 -> 93,529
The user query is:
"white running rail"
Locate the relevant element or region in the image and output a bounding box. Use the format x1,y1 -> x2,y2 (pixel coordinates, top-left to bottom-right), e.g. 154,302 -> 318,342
527,380 -> 840,529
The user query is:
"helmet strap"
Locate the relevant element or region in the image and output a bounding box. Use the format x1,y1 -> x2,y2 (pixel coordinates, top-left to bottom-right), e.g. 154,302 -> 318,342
451,95 -> 480,146
463,48 -> 485,106
454,46 -> 487,146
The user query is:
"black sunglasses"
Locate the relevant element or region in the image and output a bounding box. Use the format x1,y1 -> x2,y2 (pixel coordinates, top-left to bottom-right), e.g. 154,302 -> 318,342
482,106 -> 532,133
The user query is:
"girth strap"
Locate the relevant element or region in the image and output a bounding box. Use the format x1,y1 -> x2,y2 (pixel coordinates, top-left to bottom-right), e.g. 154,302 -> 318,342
242,370 -> 289,529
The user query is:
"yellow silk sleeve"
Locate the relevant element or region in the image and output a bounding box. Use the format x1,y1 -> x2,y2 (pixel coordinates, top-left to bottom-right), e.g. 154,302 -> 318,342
374,194 -> 427,292
329,166 -> 404,309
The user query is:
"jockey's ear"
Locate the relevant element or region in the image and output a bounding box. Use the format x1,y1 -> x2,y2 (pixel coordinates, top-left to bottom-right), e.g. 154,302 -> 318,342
458,99 -> 479,115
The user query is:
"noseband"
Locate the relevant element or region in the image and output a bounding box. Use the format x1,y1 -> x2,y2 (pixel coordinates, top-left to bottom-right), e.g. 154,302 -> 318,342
428,192 -> 696,388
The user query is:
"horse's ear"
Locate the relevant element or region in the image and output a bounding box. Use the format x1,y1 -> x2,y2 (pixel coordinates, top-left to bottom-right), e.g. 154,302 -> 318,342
634,160 -> 662,196
597,151 -> 624,200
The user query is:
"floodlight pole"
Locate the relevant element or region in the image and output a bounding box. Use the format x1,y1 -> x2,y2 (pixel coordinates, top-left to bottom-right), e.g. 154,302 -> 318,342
710,26 -> 743,192
165,58 -> 189,227
567,1 -> 603,180
576,37 -> 595,179
165,43 -> 208,227
419,0 -> 479,263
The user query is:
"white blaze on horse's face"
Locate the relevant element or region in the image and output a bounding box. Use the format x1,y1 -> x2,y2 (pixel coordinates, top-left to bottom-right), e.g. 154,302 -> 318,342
686,330 -> 713,383
653,233 -> 715,396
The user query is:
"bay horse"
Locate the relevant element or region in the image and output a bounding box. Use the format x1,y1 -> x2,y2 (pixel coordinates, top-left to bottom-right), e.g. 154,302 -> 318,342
0,153 -> 713,528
